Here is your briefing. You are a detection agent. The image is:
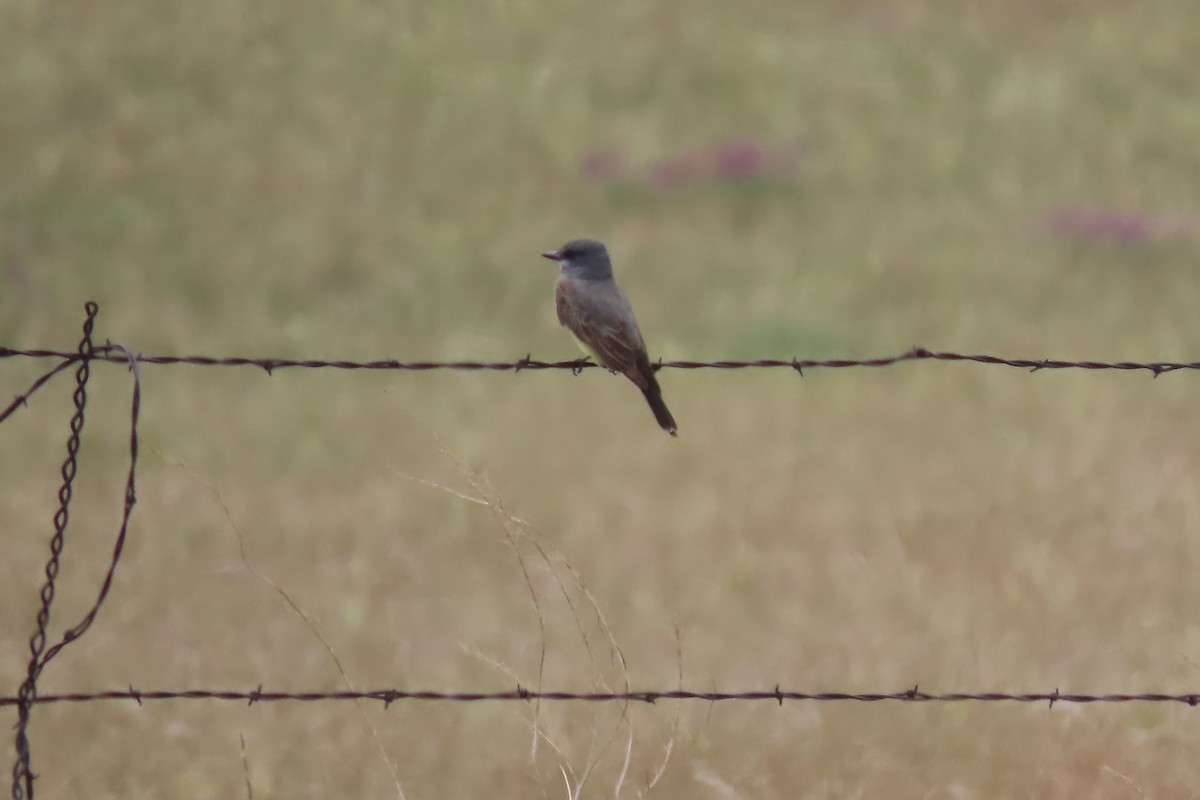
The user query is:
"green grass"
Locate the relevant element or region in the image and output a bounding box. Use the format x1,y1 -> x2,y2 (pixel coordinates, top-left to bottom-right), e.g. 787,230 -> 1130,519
3,0 -> 1200,797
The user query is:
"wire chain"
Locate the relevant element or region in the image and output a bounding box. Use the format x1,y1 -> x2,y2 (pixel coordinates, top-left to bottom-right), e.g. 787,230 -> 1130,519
11,303 -> 98,800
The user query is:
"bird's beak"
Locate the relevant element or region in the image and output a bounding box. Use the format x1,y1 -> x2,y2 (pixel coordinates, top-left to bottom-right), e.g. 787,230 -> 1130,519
541,250 -> 562,262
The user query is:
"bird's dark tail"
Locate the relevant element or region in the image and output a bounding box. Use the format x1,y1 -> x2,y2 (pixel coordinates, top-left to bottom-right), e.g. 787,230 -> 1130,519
639,376 -> 678,436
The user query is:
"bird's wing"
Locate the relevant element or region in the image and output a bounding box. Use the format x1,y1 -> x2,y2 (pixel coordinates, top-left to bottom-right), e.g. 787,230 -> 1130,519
555,276 -> 649,379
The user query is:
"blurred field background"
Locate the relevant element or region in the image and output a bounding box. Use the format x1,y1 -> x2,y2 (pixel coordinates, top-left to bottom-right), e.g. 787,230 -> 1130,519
3,0 -> 1200,797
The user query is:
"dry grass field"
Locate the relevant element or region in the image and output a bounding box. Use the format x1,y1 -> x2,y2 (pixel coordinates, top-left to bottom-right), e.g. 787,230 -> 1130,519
3,1 -> 1200,797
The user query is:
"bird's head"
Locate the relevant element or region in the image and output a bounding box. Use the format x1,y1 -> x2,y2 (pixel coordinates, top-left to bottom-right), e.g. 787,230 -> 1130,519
541,238 -> 613,281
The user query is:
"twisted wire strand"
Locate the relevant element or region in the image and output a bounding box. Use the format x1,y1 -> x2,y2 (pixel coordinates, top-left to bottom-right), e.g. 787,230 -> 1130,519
2,686 -> 1197,709
2,345 -> 1197,376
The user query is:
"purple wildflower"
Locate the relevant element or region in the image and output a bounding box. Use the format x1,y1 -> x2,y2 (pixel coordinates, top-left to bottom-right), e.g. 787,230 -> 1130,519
709,136 -> 766,179
1049,209 -> 1151,244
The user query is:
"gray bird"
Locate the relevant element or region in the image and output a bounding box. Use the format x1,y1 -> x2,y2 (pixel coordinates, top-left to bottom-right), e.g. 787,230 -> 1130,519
542,238 -> 678,436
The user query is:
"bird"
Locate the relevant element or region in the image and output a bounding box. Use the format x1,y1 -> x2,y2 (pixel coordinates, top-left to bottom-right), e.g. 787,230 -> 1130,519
541,238 -> 678,436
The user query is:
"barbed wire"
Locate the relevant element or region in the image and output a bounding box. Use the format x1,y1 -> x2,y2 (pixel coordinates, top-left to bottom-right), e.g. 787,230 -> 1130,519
5,303 -> 1199,798
2,686 -> 1198,708
2,344 -> 1199,376
10,304 -> 97,800
8,304 -> 143,800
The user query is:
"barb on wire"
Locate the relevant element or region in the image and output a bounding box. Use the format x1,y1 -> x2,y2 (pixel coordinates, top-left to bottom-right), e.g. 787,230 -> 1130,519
1,686 -> 1198,708
11,302 -> 98,800
1,346 -> 1198,375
